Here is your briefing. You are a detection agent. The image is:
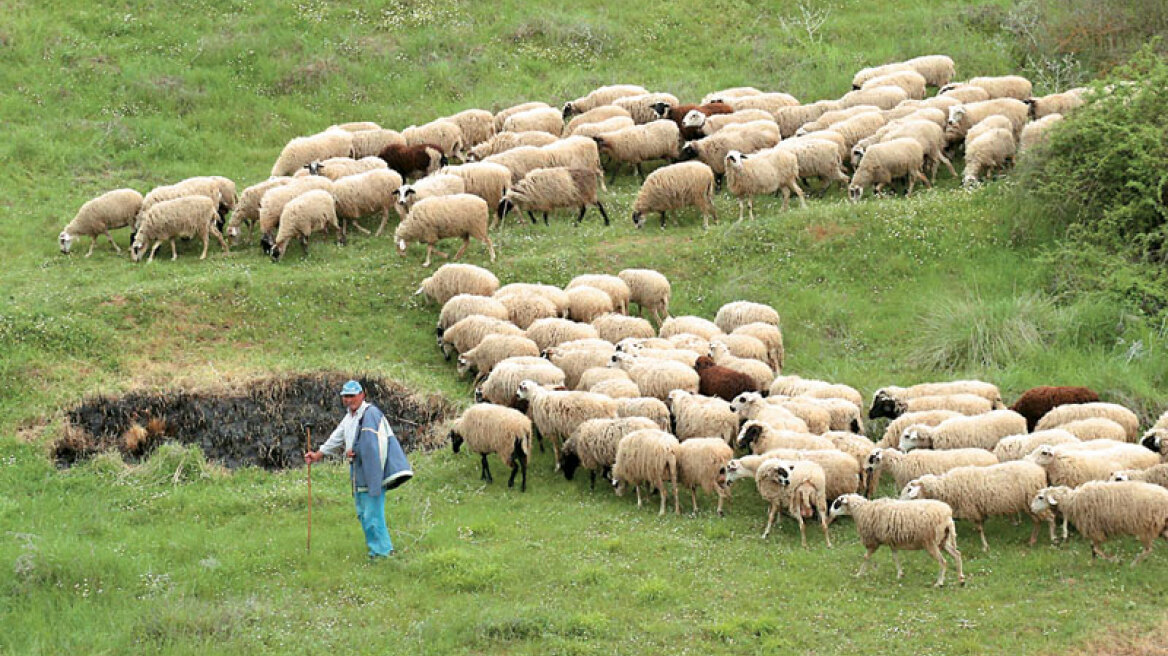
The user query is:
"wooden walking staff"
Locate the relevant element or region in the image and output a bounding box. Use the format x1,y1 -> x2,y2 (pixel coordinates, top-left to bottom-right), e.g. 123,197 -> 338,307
306,427 -> 313,554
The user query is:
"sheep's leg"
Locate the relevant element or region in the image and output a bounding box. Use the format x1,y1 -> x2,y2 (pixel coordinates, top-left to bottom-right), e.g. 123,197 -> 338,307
748,198 -> 756,221
856,546 -> 878,577
779,188 -> 789,212
422,244 -> 434,267
926,544 -> 947,586
915,169 -> 932,189
483,235 -> 496,262
891,548 -> 906,579
589,470 -> 596,490
716,490 -> 726,517
658,482 -> 668,516
299,236 -> 310,256
792,510 -> 808,548
762,502 -> 779,539
85,236 -> 98,257
939,152 -> 957,180
576,206 -> 587,225
103,230 -> 122,254
199,230 -> 211,260
820,513 -> 831,548
148,241 -> 162,263
1061,516 -> 1068,542
658,212 -> 667,229
349,220 -> 371,235
1091,542 -> 1118,562
518,450 -> 527,492
595,202 -> 610,226
976,522 -> 989,552
169,240 -> 178,261
451,237 -> 470,262
608,163 -> 621,185
479,454 -> 489,481
526,211 -> 537,225
635,163 -> 644,180
375,209 -> 389,237
635,484 -> 643,508
1130,537 -> 1154,566
690,488 -> 698,515
507,457 -> 519,488
542,212 -> 549,226
942,534 -> 964,585
736,199 -> 745,223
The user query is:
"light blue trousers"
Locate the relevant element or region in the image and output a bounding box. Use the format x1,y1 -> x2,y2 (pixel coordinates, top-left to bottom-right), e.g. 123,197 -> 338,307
354,491 -> 394,557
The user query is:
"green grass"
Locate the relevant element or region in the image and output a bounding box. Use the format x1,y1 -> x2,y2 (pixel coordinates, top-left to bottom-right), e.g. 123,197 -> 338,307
2,0 -> 1168,653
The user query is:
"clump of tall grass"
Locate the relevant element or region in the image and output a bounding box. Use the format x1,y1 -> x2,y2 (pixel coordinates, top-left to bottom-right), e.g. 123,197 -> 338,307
131,442 -> 223,486
907,292 -> 1063,372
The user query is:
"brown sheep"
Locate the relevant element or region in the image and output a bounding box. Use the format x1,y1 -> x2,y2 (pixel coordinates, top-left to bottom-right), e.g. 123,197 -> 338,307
694,355 -> 760,402
1009,386 -> 1100,432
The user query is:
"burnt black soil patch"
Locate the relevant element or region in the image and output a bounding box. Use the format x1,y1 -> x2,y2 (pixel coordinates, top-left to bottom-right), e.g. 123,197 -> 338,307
55,373 -> 455,469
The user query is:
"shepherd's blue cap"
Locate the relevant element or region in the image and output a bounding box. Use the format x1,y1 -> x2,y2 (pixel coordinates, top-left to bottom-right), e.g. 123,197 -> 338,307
340,380 -> 363,396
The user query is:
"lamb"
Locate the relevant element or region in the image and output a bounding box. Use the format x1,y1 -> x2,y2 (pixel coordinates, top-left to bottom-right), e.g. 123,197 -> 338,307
902,461 -> 1053,551
503,107 -> 564,136
668,389 -> 739,445
294,156 -> 388,180
493,290 -> 559,330
735,420 -> 834,453
563,105 -> 633,136
561,417 -> 659,488
394,193 -> 495,267
499,167 -> 609,226
332,168 -> 403,237
1009,386 -> 1100,432
869,380 -> 1003,418
525,317 -> 599,351
631,161 -> 719,230
944,99 -> 1029,143
377,143 -> 446,180
592,313 -> 655,343
993,429 -> 1081,461
609,351 -> 700,401
447,108 -> 497,149
1062,417 -> 1130,442
351,129 -> 406,159
440,163 -> 512,227
562,84 -> 649,117
962,128 -> 1016,187
899,410 -> 1027,452
1035,402 -> 1141,441
257,177 -> 334,252
866,447 -> 998,495
840,86 -> 909,110
271,129 -> 354,177
1024,88 -> 1086,119
617,397 -> 672,432
1029,444 -> 1160,488
862,70 -> 928,100
592,120 -> 682,181
467,131 -> 558,161
457,334 -> 541,383
476,357 -> 565,407
437,294 -> 510,334
680,122 -> 781,177
771,137 -> 851,193
724,92 -> 800,115
829,494 -> 964,587
1030,482 -> 1168,564
394,174 -> 466,220
130,196 -> 229,263
1111,464 -> 1168,489
494,101 -> 551,133
848,138 -> 930,202
225,178 -> 292,244
693,356 -> 761,401
709,342 -> 773,391
448,404 -> 532,491
755,459 -> 831,546
659,315 -> 723,341
439,315 -> 523,360
403,119 -> 464,159
676,438 -> 734,515
877,410 -> 963,448
729,392 -> 809,434
611,428 -> 680,515
724,150 -> 804,219
415,263 -> 500,305
59,188 -> 143,256
684,109 -> 777,136
1018,114 -> 1064,152
516,380 -> 620,464
714,301 -> 780,333
614,92 -> 681,125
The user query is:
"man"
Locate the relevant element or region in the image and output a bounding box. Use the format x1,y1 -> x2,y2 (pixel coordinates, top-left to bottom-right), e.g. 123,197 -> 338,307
305,380 -> 413,558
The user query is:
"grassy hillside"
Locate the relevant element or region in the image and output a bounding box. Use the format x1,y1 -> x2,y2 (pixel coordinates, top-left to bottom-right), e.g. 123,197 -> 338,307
3,0 -> 1168,653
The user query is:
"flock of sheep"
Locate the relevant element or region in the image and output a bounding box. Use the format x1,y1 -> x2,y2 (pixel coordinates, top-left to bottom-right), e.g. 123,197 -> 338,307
427,260 -> 1168,586
58,54 -> 1087,264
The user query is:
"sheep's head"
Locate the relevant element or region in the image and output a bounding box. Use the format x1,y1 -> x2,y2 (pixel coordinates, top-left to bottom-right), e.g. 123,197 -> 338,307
129,235 -> 149,262
58,230 -> 74,254
473,386 -> 485,403
946,105 -> 966,127
729,392 -> 761,414
270,240 -> 288,262
939,82 -> 963,95
1030,445 -> 1057,465
650,101 -> 671,119
260,232 -> 276,256
561,102 -> 576,119
773,462 -> 793,487
867,390 -> 906,420
558,439 -> 580,480
515,379 -> 540,401
306,161 -> 324,176
609,351 -> 634,370
794,126 -> 809,137
898,425 -> 933,451
847,183 -> 864,203
828,493 -> 863,522
1110,471 -> 1133,482
864,448 -> 885,474
1030,486 -> 1070,515
449,429 -> 464,453
678,142 -> 700,161
456,355 -> 473,377
900,477 -> 926,500
1140,430 -> 1163,453
631,210 -> 646,230
724,459 -> 752,484
1022,97 -> 1039,119
724,150 -> 745,169
497,197 -> 517,222
666,388 -> 687,408
681,110 -> 706,129
850,144 -> 866,167
736,421 -> 764,451
395,186 -> 417,207
693,355 -> 715,371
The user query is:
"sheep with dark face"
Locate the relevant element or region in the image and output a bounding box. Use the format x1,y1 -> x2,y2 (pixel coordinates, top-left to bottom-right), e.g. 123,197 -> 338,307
498,167 -> 609,226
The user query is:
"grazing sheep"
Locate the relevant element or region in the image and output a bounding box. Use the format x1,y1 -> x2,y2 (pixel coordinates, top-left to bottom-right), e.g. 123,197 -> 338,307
1035,402 -> 1141,441
225,178 -> 293,244
829,495 -> 964,587
439,315 -> 523,360
503,107 -> 564,136
866,447 -> 998,495
841,86 -> 909,110
796,105 -> 881,137
614,92 -> 681,124
685,109 -> 777,136
851,61 -> 914,88
590,379 -> 641,399
625,345 -> 699,368
768,376 -> 862,407
617,396 -> 673,432
899,410 -> 1027,451
467,130 -> 559,161
701,87 -> 763,104
772,137 -> 851,193
437,294 -> 510,334
377,143 -> 446,180
1061,417 -> 1130,442
1031,482 -> 1168,564
566,275 -> 631,314
139,177 -> 227,232
493,290 -> 558,330
902,461 -> 1053,551
395,174 -> 466,220
1111,464 -> 1168,489
562,84 -> 649,117
547,342 -> 616,391
403,119 -> 464,159
576,367 -> 632,391
714,301 -> 780,334
331,121 -> 381,132
59,188 -> 142,256
609,351 -> 700,401
350,129 -> 406,159
457,334 -> 541,384
564,286 -> 615,324
1024,88 -> 1086,119
257,177 -> 334,252
993,429 -> 1081,461
482,146 -> 554,185
561,417 -> 659,488
877,410 -> 963,448
680,122 -> 781,177
862,70 -> 928,100
130,196 -> 228,263
1009,386 -> 1100,432
775,101 -> 842,139
755,459 -> 831,546
860,119 -> 956,183
517,380 -> 620,464
962,128 -> 1016,187
569,116 -> 636,139
709,342 -> 773,391
729,392 -> 809,434
394,193 -> 495,267
725,92 -> 800,114
500,167 -> 609,226
436,163 -> 513,229
415,263 -> 500,305
526,317 -> 599,351
271,129 -> 354,177
658,315 -> 722,341
331,168 -> 403,237
294,156 -> 389,181
564,106 -> 633,136
676,438 -> 734,514
476,357 -> 565,408
592,313 -> 655,343
447,108 -> 497,149
631,161 -> 719,229
712,333 -> 768,368
944,99 -> 1029,143
1140,411 -> 1168,454
724,149 -> 804,219
497,283 -> 570,318
652,101 -> 735,139
960,75 -> 1033,100
765,397 -> 834,436
692,356 -> 760,402
727,448 -> 859,500
1029,444 -> 1160,488
1018,114 -> 1064,152
593,120 -> 682,181
494,101 -> 551,133
611,428 -> 680,515
870,381 -> 1003,418
448,404 -> 532,491
793,397 -> 863,434
735,420 -> 834,454
668,389 -> 740,445
827,431 -> 877,472
848,138 -> 930,201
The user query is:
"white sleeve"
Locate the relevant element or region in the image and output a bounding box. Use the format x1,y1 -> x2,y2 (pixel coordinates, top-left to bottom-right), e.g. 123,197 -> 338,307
319,421 -> 346,456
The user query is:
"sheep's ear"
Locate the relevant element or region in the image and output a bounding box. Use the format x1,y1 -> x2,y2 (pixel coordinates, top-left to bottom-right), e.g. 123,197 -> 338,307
1046,495 -> 1058,506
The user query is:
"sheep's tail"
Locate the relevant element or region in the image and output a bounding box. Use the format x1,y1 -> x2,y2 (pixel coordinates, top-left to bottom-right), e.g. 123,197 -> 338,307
796,484 -> 815,518
942,518 -> 959,551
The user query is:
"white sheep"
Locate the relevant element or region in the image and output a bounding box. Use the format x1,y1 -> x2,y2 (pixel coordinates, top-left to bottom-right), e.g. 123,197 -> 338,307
568,116 -> 636,139
631,161 -> 719,230
1031,482 -> 1168,564
1024,88 -> 1086,119
294,156 -> 388,181
351,129 -> 406,159
617,396 -> 672,432
415,263 -> 500,305
959,75 -> 1033,100
700,87 -> 763,104
963,115 -> 1014,149
709,342 -> 773,391
561,416 -> 659,488
482,146 -> 553,185
257,177 -> 334,252
902,461 -> 1053,551
724,150 -> 804,220
862,70 -> 928,100
564,286 -> 614,324
769,376 -> 862,408
668,389 -> 739,445
438,294 -> 511,333
725,92 -> 800,115
877,410 -> 962,448
503,107 -> 564,136
735,420 -> 833,453
130,196 -> 228,263
764,397 -> 833,435
869,381 -> 1003,418
476,357 -> 565,407
516,380 -> 619,464
448,404 -> 532,491
440,163 -> 513,228
225,178 -> 293,244
59,188 -> 143,256
775,101 -> 841,138
729,392 -> 809,434
899,410 -> 1027,452
611,428 -> 680,515
592,120 -> 682,181
1111,464 -> 1168,489
447,108 -> 497,150
659,315 -> 723,341
493,290 -> 558,330
829,495 -> 965,587
992,429 -> 1080,461
614,92 -> 682,124
525,317 -> 599,351
1029,443 -> 1160,488
685,109 -> 777,136
1018,114 -> 1064,152
708,334 -> 768,366
680,122 -> 781,176
962,128 -> 1016,187
1140,411 -> 1168,453
1061,417 -> 1130,442
457,334 -> 541,384
771,137 -> 851,193
394,193 -> 495,267
563,105 -> 633,136
840,86 -> 909,110
467,130 -> 558,161
576,367 -> 632,392
394,173 -> 466,220
494,101 -> 551,133
609,351 -> 700,401
332,168 -> 403,237
271,129 -> 354,177
403,119 -> 464,159
944,99 -> 1029,143
866,447 -> 998,495
795,105 -> 881,136
1035,403 -> 1141,441
496,283 -> 570,318
499,167 -> 609,226
566,275 -> 630,314
547,341 -> 616,390
592,314 -> 655,343
676,437 -> 734,515
439,315 -> 524,360
848,138 -> 930,202
562,84 -> 649,117
714,301 -> 780,333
